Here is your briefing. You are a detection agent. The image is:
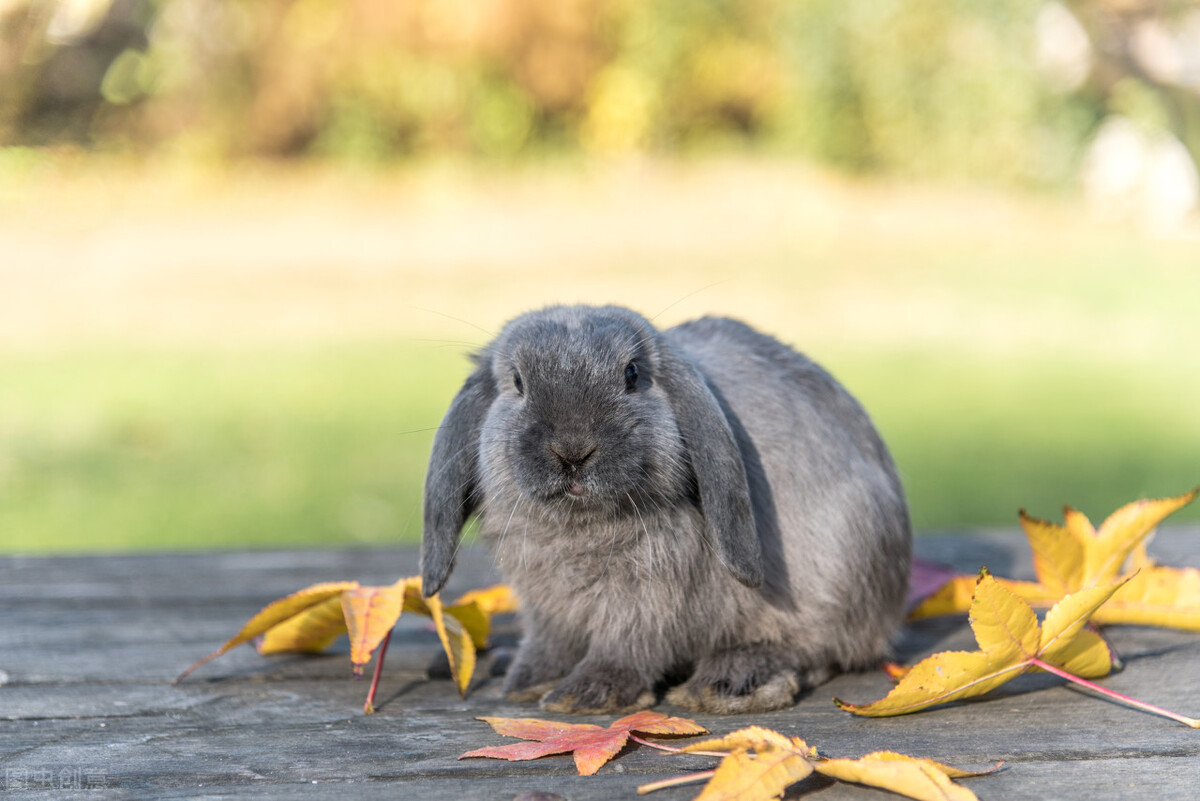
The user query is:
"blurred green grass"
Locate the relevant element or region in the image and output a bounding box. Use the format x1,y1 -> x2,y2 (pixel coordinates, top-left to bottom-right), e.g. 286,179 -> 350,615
0,344 -> 453,552
2,339 -> 1196,553
2,162 -> 1198,553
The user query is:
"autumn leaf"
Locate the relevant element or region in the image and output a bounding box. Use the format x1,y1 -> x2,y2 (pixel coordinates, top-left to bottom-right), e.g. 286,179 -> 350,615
680,727 -> 815,801
427,592 -> 476,697
464,717 -> 998,800
1020,509 -> 1085,597
178,576 -> 515,712
837,569 -> 1129,717
176,581 -> 359,682
909,574 -> 1054,621
813,751 -> 996,801
906,558 -> 962,612
849,566 -> 1200,726
258,593 -> 350,655
637,726 -> 998,801
1023,488 -> 1197,591
1090,565 -> 1200,630
342,579 -> 412,673
447,584 -> 519,649
460,711 -> 707,776
452,583 -> 518,615
908,489 -> 1199,627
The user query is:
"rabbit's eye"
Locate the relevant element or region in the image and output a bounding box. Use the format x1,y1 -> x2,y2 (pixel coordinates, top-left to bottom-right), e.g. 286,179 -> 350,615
624,361 -> 639,392
513,370 -> 524,395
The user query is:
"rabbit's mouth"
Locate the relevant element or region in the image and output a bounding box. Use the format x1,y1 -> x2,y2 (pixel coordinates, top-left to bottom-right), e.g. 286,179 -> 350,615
546,474 -> 604,506
557,474 -> 602,502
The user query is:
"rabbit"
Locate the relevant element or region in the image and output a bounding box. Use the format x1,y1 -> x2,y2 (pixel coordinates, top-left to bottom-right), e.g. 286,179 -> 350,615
421,305 -> 911,714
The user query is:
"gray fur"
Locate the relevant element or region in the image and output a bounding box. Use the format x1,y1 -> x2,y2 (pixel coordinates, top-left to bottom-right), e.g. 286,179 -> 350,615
421,305 -> 911,713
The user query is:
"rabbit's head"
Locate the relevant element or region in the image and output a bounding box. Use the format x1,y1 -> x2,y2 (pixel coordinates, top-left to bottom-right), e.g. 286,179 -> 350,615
421,305 -> 762,596
479,306 -> 685,517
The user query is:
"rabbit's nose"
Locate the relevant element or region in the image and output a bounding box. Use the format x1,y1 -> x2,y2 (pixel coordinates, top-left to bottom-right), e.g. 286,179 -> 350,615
548,440 -> 597,469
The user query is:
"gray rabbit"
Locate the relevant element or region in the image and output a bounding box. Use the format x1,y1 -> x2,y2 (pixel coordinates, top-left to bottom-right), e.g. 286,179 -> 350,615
422,305 -> 911,714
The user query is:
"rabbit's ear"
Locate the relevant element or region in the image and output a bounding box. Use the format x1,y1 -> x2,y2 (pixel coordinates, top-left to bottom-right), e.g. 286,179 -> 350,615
660,354 -> 764,588
421,359 -> 496,597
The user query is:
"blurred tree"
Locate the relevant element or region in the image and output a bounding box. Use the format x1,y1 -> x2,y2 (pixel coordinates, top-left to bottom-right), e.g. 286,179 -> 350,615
0,0 -> 1196,190
1065,0 -> 1200,166
0,0 -> 149,146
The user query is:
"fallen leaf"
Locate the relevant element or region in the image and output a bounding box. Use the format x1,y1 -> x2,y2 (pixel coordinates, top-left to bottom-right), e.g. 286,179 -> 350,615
442,600 -> 491,650
446,584 -> 519,649
814,751 -> 997,801
342,580 -> 411,674
683,725 -> 809,756
461,711 -> 707,776
908,489 -> 1199,629
1090,565 -> 1200,630
638,727 -> 997,801
179,576 -> 516,709
176,581 -> 359,682
837,569 -> 1129,717
427,592 -> 476,696
909,574 -> 1053,621
1021,509 -> 1084,597
906,558 -> 961,612
393,579 -> 478,694
681,727 -> 815,801
1023,488 -> 1198,592
452,584 -> 519,615
258,594 -> 349,654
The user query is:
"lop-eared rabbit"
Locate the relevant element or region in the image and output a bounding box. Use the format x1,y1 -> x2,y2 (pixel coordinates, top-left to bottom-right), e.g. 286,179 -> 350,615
422,305 -> 910,713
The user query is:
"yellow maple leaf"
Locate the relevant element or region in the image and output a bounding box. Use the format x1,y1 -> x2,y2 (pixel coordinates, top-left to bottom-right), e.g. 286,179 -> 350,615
838,569 -> 1129,717
909,574 -> 1053,621
452,584 -> 518,615
814,751 -> 991,801
426,591 -> 477,697
637,726 -> 996,801
178,576 -> 513,711
1019,511 -> 1085,597
683,727 -> 815,801
175,581 -> 359,682
1090,565 -> 1200,630
446,584 -> 519,649
909,489 -> 1199,628
341,579 -> 413,673
259,594 -> 350,654
1023,488 -> 1198,592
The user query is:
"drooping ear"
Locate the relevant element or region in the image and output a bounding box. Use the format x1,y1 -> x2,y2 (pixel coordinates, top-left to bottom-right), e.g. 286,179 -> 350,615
421,357 -> 496,597
659,350 -> 763,588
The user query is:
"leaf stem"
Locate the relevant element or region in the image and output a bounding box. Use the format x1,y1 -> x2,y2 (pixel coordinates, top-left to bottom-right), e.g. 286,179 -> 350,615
1030,657 -> 1199,728
363,628 -> 392,715
637,770 -> 715,795
628,735 -> 727,758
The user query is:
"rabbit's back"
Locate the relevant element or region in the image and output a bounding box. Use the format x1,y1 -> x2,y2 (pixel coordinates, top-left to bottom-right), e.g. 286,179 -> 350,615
666,317 -> 911,667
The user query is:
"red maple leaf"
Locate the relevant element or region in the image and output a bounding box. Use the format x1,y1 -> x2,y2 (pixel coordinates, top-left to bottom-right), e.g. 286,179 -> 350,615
460,710 -> 707,775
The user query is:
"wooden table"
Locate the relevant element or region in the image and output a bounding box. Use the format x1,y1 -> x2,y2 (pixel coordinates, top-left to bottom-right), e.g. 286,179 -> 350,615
3,530 -> 1199,800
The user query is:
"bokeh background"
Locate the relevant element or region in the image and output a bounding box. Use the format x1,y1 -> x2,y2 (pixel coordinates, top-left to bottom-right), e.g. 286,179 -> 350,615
2,0 -> 1198,553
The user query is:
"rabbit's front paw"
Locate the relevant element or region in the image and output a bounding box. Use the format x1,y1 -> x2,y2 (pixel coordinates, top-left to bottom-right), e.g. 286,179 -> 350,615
503,648 -> 575,702
666,644 -> 814,714
539,663 -> 655,714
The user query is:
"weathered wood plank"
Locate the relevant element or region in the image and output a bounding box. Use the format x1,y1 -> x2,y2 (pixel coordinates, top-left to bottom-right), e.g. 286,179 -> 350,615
2,530 -> 1199,799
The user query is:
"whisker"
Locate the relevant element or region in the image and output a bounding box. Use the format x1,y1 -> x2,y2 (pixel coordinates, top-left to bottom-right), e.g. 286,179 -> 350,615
626,490 -> 655,586
649,279 -> 733,322
406,304 -> 496,338
492,493 -> 523,571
